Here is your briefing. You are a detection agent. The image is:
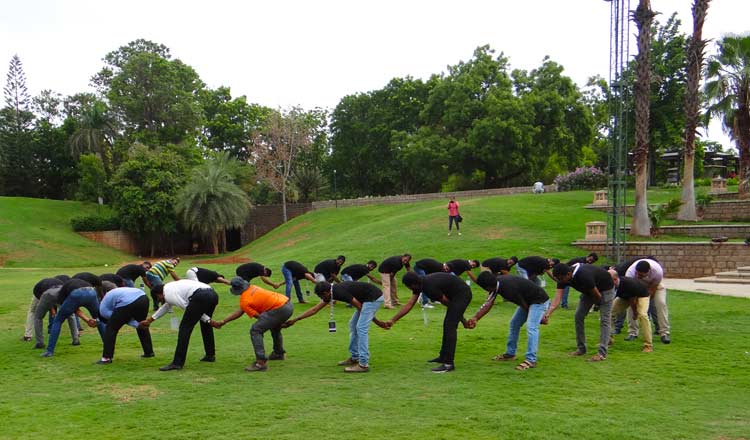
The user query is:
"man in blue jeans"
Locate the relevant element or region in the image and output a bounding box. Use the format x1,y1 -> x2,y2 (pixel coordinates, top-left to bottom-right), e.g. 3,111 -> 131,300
284,281 -> 387,373
279,260 -> 316,304
42,278 -> 106,357
471,272 -> 550,370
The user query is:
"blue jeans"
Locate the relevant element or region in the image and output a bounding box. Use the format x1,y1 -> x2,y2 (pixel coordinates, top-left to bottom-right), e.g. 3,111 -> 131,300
123,278 -> 135,288
348,296 -> 384,366
516,265 -> 542,287
561,286 -> 570,307
46,288 -> 105,354
341,274 -> 354,282
282,265 -> 305,303
415,268 -> 430,305
505,300 -> 549,364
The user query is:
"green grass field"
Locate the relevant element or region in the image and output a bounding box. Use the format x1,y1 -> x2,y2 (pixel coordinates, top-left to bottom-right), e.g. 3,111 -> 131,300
1,192 -> 748,440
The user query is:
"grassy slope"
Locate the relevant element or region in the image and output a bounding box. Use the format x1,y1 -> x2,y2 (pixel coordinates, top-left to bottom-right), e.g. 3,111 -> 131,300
0,197 -> 131,267
0,192 -> 748,439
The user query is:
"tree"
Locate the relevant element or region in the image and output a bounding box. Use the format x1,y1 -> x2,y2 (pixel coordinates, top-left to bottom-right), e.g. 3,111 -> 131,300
678,0 -> 711,220
630,0 -> 658,236
75,154 -> 106,202
69,100 -> 117,175
109,144 -> 192,256
175,153 -> 251,254
0,55 -> 34,196
250,107 -> 315,222
199,86 -> 271,161
705,34 -> 750,199
96,40 -> 204,146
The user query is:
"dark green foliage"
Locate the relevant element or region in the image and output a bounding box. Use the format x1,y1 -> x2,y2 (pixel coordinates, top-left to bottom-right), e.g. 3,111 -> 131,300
70,213 -> 120,231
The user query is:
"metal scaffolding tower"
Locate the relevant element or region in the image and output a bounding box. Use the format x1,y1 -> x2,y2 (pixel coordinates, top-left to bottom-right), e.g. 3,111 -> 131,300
606,0 -> 630,264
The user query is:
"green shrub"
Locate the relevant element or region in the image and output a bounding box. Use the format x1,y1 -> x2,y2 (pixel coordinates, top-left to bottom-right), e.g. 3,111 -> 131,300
70,214 -> 120,232
648,198 -> 683,234
695,192 -> 714,210
695,177 -> 712,187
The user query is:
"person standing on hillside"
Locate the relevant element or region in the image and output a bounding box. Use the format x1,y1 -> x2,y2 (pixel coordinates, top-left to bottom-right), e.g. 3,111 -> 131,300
145,258 -> 181,310
235,262 -> 281,288
185,267 -> 232,286
378,254 -> 412,309
116,261 -> 152,288
386,272 -> 472,373
447,196 -> 461,236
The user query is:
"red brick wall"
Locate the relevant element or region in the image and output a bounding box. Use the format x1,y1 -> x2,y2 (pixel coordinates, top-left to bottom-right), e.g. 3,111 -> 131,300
79,230 -> 138,254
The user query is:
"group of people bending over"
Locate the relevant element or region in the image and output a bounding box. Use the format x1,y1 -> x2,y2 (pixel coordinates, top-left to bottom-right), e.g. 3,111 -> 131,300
21,252 -> 669,374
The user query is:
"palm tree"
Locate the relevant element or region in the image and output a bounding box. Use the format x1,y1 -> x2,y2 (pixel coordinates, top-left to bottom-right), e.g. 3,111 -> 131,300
69,101 -> 117,175
630,0 -> 658,236
678,0 -> 711,220
705,34 -> 750,199
175,153 -> 251,254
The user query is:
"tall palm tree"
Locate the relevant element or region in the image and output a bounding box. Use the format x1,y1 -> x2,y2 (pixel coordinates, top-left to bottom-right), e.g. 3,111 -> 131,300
705,34 -> 750,199
630,0 -> 658,236
175,153 -> 251,254
678,0 -> 711,220
69,101 -> 117,175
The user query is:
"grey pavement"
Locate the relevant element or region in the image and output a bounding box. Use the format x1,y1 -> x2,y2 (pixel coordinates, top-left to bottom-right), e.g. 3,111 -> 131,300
663,278 -> 750,299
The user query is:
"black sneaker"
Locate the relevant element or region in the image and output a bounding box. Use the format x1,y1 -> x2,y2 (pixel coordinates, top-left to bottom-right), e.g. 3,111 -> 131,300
159,363 -> 183,371
268,352 -> 286,361
200,355 -> 216,362
660,335 -> 671,344
96,358 -> 112,365
33,342 -> 45,349
624,335 -> 638,341
431,363 -> 455,373
427,356 -> 443,363
141,352 -> 155,358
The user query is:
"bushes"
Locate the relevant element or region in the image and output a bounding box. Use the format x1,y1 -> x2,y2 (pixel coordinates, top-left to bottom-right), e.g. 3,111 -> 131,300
553,167 -> 607,191
71,214 -> 120,232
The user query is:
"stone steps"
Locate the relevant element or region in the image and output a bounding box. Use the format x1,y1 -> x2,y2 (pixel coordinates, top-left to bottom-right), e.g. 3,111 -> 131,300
695,266 -> 750,284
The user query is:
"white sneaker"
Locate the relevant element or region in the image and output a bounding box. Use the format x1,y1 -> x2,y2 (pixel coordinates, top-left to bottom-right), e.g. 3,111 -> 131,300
458,232 -> 462,236
448,232 -> 451,236
421,303 -> 435,309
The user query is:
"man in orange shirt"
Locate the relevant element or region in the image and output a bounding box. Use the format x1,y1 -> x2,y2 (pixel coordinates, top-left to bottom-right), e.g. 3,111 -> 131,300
215,277 -> 293,372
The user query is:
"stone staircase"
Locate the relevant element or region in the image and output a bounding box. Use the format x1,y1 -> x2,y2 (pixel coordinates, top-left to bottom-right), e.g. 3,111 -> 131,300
695,266 -> 750,284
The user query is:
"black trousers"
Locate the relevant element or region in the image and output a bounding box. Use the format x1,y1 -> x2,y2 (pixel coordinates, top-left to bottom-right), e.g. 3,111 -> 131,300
172,288 -> 218,366
102,295 -> 153,359
439,291 -> 472,364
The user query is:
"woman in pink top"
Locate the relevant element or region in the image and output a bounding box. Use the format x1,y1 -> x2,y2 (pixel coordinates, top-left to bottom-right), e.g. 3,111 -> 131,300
447,196 -> 461,236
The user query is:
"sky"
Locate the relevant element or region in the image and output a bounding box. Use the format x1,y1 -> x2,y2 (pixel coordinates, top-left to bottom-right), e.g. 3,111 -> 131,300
1,0 -> 748,149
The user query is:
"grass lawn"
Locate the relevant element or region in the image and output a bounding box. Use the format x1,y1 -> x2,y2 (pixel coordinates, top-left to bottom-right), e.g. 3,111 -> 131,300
0,192 -> 748,439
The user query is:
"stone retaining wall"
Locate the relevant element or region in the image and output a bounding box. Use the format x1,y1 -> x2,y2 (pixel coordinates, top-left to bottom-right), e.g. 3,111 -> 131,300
624,224 -> 750,238
586,199 -> 750,222
79,230 -> 139,255
573,241 -> 750,278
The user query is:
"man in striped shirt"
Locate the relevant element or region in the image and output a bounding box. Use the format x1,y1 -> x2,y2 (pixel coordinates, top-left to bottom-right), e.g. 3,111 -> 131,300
145,257 -> 181,310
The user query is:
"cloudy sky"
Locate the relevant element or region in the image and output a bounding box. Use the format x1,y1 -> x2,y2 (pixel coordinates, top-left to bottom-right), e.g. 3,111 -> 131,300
1,0 -> 748,147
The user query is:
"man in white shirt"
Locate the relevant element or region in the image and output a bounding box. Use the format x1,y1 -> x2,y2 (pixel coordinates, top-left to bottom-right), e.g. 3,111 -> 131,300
625,259 -> 670,344
533,182 -> 544,194
139,279 -> 221,370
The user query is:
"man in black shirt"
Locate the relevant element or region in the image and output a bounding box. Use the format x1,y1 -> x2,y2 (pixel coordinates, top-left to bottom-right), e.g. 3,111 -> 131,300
280,261 -> 316,304
445,259 -> 481,282
116,261 -> 152,287
414,258 -> 448,308
481,256 -> 518,275
185,267 -> 231,285
284,281 -> 387,373
516,256 -> 559,287
547,263 -> 615,362
607,270 -> 653,352
386,272 -> 472,373
236,262 -> 280,288
471,272 -> 550,370
313,255 -> 346,283
560,253 -> 599,309
378,254 -> 412,309
341,260 -> 381,284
